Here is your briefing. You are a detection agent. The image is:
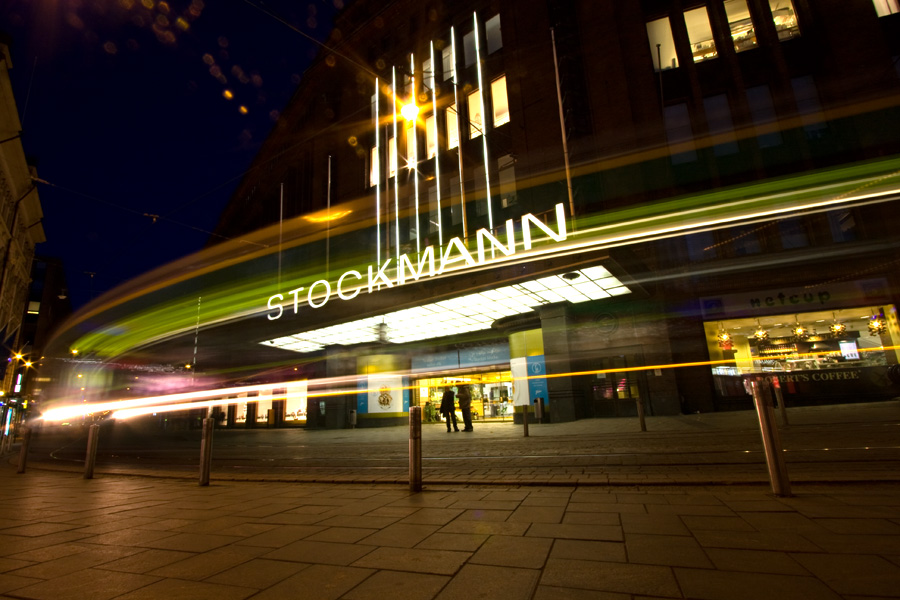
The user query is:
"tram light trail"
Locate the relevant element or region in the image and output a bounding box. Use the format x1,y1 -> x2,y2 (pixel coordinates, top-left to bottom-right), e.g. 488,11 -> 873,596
40,344 -> 897,422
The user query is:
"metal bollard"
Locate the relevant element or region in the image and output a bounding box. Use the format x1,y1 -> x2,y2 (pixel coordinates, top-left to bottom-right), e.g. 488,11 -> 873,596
409,406 -> 422,492
534,398 -> 543,424
17,426 -> 32,474
772,377 -> 789,426
750,380 -> 792,497
199,417 -> 215,486
523,405 -> 529,437
84,423 -> 100,479
636,398 -> 647,432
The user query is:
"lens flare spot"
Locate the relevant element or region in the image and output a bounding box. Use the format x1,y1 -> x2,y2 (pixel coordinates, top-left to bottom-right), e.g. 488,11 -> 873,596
141,0 -> 154,8
223,89 -> 234,100
325,55 -> 336,67
202,53 -> 214,65
175,17 -> 189,31
347,136 -> 358,147
158,1 -> 170,14
103,41 -> 118,54
251,74 -> 263,87
269,109 -> 280,121
156,14 -> 170,27
239,105 -> 249,115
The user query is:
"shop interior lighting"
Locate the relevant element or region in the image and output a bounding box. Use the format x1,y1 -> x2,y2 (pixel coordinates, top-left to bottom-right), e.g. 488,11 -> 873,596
262,266 -> 630,353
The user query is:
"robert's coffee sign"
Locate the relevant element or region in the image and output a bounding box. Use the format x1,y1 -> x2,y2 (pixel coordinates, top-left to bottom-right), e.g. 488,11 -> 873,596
266,203 -> 568,320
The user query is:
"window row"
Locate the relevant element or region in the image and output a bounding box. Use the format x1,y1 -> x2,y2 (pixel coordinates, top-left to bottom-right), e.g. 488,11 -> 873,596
663,76 -> 826,164
369,75 -> 509,185
648,0 -> 800,71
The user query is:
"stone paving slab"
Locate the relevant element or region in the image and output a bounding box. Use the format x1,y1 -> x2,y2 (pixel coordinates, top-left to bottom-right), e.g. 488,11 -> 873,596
1,466 -> 900,599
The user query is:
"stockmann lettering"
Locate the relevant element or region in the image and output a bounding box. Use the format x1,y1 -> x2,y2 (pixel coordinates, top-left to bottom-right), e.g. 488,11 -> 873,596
266,203 -> 568,320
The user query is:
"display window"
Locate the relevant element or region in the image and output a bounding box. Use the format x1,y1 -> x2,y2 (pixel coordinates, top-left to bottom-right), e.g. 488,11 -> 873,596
705,305 -> 899,406
414,371 -> 513,423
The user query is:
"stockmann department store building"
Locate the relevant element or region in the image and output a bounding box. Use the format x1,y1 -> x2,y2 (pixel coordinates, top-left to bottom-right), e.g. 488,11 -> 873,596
41,0 -> 900,428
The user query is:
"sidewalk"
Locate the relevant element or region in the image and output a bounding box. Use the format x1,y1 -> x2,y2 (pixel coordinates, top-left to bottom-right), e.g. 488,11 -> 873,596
1,466 -> 899,600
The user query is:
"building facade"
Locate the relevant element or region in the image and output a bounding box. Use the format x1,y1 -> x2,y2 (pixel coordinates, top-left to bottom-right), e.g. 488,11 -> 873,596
0,35 -> 46,441
41,0 -> 900,429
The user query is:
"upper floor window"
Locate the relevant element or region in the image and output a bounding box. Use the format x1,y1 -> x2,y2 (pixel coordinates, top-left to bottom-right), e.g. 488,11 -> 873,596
442,44 -> 454,81
425,114 -> 437,159
769,0 -> 800,40
468,89 -> 484,138
685,6 -> 717,62
873,0 -> 900,16
746,85 -> 782,148
369,146 -> 379,187
647,17 -> 679,71
663,103 -> 697,164
724,0 -> 757,52
446,104 -> 460,149
422,57 -> 434,92
491,75 -> 510,127
703,95 -> 739,156
463,30 -> 477,67
388,136 -> 398,177
485,15 -> 502,54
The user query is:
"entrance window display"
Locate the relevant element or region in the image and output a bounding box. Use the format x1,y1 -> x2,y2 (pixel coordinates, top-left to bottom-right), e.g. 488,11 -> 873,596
414,371 -> 513,422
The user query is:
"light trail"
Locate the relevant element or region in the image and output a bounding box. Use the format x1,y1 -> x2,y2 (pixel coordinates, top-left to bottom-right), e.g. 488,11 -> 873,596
42,345 -> 897,422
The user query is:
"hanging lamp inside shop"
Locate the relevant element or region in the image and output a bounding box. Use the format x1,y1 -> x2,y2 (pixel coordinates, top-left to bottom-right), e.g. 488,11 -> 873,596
752,320 -> 769,341
829,312 -> 846,337
868,312 -> 887,335
716,324 -> 732,349
791,315 -> 809,340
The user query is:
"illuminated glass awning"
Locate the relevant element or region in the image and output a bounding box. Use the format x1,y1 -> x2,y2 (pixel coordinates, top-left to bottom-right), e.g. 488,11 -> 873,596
261,266 -> 630,353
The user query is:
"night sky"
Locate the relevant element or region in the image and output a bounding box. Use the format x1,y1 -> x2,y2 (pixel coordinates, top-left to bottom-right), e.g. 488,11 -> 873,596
3,0 -> 342,310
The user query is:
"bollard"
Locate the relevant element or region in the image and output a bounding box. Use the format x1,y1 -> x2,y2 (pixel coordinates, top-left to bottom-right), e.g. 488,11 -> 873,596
522,404 -> 530,437
84,423 -> 100,479
17,426 -> 32,474
199,416 -> 215,486
772,377 -> 789,426
409,406 -> 422,492
750,380 -> 792,497
636,398 -> 647,432
534,398 -> 543,424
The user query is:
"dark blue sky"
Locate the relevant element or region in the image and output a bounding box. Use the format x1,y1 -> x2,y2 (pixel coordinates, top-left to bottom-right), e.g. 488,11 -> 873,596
4,0 -> 341,309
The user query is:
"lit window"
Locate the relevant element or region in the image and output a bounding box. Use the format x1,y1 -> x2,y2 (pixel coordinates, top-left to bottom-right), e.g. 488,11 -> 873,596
770,0 -> 800,40
468,89 -> 483,138
442,44 -> 454,81
463,30 -> 477,67
388,136 -> 397,177
498,155 -> 516,208
663,103 -> 697,164
485,15 -> 502,54
873,0 -> 900,16
724,0 -> 757,52
703,95 -> 738,156
446,104 -> 459,149
491,75 -> 509,127
684,7 -> 716,62
746,85 -> 782,148
27,301 -> 40,315
406,121 -> 416,168
425,114 -> 437,159
646,17 -> 679,71
369,146 -> 379,187
422,57 -> 433,91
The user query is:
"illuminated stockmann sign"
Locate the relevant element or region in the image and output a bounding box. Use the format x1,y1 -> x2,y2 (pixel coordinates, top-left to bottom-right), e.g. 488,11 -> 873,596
266,203 -> 568,320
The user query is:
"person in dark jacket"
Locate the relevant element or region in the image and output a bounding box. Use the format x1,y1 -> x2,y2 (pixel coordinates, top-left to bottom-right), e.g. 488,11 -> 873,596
440,387 -> 459,432
457,385 -> 473,431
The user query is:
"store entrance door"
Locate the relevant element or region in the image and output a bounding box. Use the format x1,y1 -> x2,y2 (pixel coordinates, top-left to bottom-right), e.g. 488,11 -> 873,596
590,353 -> 649,418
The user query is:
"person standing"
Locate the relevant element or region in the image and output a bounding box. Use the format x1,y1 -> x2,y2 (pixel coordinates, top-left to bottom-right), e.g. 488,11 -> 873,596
457,385 -> 473,432
440,387 -> 459,432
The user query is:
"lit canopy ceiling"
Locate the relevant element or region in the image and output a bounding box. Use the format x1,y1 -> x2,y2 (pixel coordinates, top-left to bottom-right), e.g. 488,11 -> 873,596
262,265 -> 630,353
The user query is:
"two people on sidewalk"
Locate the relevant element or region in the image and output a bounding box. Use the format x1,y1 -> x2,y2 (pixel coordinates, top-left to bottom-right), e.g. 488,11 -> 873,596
440,385 -> 473,432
